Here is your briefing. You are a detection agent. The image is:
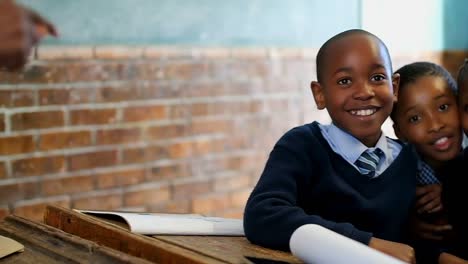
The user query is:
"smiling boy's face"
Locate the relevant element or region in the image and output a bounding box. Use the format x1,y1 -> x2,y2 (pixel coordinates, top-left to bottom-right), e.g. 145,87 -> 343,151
393,76 -> 462,167
311,33 -> 398,147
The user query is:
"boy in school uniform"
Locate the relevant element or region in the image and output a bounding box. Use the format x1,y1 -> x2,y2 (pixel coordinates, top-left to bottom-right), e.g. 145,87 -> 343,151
243,29 -> 417,263
436,60 -> 468,264
390,61 -> 462,264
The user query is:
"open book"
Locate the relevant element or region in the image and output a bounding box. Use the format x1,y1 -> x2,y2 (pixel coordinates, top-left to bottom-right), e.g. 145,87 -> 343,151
0,235 -> 24,259
74,209 -> 244,236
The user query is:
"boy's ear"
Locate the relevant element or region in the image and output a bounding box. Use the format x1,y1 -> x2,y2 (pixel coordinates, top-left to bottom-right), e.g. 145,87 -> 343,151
391,73 -> 400,102
392,122 -> 405,141
311,81 -> 326,109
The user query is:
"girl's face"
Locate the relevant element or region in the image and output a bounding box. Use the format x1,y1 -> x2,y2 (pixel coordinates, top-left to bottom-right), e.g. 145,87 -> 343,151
393,76 -> 462,168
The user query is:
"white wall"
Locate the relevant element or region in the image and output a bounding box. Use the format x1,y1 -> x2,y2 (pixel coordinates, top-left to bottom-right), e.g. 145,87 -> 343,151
361,0 -> 443,53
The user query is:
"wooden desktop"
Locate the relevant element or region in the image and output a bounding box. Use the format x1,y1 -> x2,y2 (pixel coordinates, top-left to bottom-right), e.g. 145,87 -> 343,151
43,205 -> 302,264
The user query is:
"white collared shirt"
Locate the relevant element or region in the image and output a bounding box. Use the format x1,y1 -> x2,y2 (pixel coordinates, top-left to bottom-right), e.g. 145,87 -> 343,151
318,122 -> 402,177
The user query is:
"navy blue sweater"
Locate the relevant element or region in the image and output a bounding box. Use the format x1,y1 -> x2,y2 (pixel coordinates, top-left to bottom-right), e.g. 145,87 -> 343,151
442,148 -> 468,259
244,122 -> 417,251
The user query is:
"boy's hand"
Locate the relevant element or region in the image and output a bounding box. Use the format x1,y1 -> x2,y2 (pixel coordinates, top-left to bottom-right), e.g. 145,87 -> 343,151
410,214 -> 452,241
0,0 -> 57,71
415,184 -> 443,214
368,237 -> 416,264
439,252 -> 468,264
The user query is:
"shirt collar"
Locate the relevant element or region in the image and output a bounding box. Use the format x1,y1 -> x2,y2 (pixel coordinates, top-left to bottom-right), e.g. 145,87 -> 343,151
325,122 -> 388,163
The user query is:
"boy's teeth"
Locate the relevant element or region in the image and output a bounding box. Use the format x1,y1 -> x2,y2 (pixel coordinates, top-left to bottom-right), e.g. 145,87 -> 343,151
351,109 -> 376,116
434,137 -> 448,145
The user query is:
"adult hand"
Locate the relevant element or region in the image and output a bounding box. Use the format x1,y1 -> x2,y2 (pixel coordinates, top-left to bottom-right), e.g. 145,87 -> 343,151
0,0 -> 57,71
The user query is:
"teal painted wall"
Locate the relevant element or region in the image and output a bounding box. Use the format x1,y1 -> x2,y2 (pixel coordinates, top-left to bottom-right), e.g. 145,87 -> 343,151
19,0 -> 360,47
443,0 -> 468,50
21,0 -> 467,51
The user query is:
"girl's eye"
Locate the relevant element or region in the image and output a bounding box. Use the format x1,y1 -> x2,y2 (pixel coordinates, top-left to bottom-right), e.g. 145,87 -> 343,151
371,74 -> 386,82
337,78 -> 351,85
409,115 -> 421,123
439,104 -> 449,111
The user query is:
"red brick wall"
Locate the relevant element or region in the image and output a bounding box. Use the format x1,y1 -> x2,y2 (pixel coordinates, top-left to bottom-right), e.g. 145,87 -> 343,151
0,46 -> 456,222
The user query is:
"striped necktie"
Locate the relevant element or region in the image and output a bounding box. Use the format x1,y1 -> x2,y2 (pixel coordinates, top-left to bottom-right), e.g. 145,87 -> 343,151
355,149 -> 381,178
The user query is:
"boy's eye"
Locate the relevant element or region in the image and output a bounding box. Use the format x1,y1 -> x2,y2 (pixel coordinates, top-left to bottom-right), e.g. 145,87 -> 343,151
439,104 -> 449,111
371,74 -> 386,82
337,78 -> 351,85
409,115 -> 421,123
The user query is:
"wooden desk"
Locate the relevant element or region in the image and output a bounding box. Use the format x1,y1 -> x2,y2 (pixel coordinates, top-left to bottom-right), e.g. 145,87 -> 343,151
44,205 -> 302,264
0,214 -> 152,264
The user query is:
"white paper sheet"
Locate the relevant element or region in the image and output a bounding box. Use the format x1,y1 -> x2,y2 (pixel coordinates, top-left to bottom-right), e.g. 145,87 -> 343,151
75,209 -> 244,236
289,224 -> 405,264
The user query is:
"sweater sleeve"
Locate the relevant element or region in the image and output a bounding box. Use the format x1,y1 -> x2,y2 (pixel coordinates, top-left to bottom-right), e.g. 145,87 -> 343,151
243,127 -> 372,251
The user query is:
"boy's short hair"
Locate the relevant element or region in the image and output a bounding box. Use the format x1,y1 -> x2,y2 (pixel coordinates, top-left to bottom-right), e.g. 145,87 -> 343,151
390,61 -> 457,121
457,58 -> 468,90
315,29 -> 392,83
